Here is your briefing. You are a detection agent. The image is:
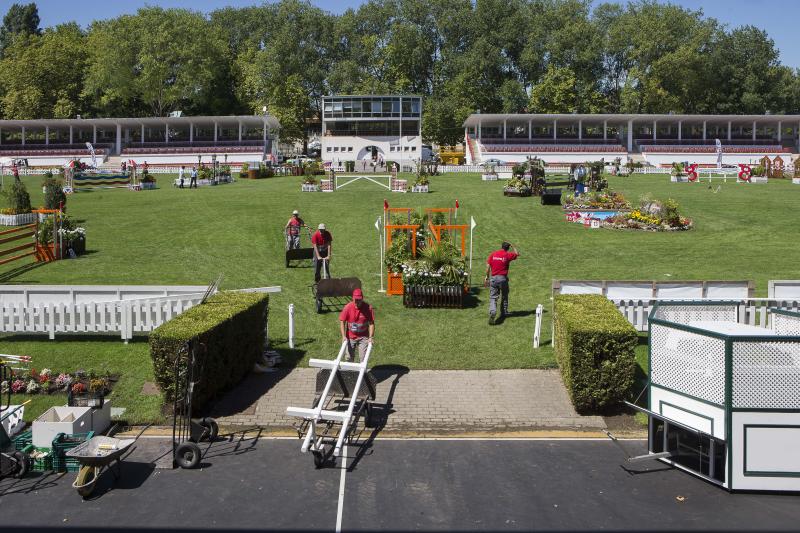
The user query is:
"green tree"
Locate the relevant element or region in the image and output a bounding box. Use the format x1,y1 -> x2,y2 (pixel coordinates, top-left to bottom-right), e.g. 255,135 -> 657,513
0,2 -> 40,58
84,7 -> 225,116
0,23 -> 87,119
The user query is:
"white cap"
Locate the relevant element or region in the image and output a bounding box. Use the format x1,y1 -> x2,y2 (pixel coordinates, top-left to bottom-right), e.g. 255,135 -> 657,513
292,210 -> 299,215
318,223 -> 326,230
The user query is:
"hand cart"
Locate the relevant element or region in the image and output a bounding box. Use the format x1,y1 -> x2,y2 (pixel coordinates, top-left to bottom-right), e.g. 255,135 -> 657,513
285,226 -> 314,267
66,435 -> 138,498
286,341 -> 376,468
0,355 -> 32,480
311,269 -> 361,313
172,340 -> 218,470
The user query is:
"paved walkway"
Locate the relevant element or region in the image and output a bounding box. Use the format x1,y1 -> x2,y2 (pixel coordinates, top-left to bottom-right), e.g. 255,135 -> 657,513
210,368 -> 606,432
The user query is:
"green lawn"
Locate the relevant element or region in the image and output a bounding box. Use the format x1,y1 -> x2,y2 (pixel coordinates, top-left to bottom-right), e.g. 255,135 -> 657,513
2,171 -> 799,422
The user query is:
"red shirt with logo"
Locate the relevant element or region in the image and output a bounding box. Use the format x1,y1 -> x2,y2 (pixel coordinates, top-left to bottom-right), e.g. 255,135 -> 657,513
339,301 -> 374,339
487,250 -> 518,276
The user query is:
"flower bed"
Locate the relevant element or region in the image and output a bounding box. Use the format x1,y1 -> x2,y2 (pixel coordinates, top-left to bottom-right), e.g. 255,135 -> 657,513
562,190 -> 630,210
603,196 -> 692,232
1,368 -> 116,397
503,177 -> 532,197
403,284 -> 464,308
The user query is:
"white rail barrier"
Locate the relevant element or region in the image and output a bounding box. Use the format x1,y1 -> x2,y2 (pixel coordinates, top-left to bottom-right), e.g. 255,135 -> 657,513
533,304 -> 543,349
0,285 -> 208,307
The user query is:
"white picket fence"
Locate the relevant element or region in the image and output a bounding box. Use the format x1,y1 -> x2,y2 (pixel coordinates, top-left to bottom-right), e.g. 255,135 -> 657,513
614,298 -> 800,331
0,292 -> 206,341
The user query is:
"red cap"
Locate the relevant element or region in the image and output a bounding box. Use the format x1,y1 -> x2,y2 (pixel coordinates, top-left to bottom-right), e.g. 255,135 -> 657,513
352,288 -> 363,299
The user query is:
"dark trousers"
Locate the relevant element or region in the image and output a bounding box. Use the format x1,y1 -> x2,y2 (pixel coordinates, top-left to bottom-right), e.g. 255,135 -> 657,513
489,275 -> 509,317
190,177 -> 197,188
179,178 -> 184,188
314,252 -> 330,282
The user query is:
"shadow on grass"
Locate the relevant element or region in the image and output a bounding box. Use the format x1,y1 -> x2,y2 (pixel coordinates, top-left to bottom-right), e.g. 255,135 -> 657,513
0,261 -> 46,283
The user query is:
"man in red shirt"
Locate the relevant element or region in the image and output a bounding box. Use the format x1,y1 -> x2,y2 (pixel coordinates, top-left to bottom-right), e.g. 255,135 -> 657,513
284,210 -> 306,250
485,241 -> 520,325
339,288 -> 375,362
311,223 -> 333,282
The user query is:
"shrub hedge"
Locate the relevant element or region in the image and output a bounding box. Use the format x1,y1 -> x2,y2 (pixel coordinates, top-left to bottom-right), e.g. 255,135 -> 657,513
149,291 -> 269,409
553,294 -> 637,414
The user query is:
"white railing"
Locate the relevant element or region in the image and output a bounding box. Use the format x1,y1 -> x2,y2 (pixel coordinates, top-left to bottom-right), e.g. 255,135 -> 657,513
0,292 -> 206,341
614,298 -> 800,331
0,284 -> 209,307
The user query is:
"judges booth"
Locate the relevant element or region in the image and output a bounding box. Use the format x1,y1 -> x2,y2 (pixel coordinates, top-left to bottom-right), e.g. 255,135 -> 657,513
642,302 -> 800,491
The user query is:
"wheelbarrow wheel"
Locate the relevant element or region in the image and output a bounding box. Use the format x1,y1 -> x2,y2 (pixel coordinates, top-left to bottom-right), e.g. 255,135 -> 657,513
12,451 -> 29,478
201,417 -> 219,441
175,442 -> 202,469
315,298 -> 322,314
312,450 -> 325,469
75,465 -> 99,498
285,255 -> 290,268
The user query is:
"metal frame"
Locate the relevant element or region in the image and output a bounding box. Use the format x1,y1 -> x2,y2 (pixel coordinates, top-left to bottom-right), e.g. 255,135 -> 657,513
286,340 -> 374,462
335,174 -> 393,190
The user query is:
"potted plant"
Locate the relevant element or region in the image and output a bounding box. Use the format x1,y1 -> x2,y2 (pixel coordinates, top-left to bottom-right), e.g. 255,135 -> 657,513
670,162 -> 687,182
481,161 -> 498,181
37,215 -> 86,257
301,174 -> 320,192
140,170 -> 157,189
402,241 -> 468,308
411,161 -> 430,192
0,177 -> 34,226
503,177 -> 532,197
239,163 -> 249,179
42,172 -> 68,210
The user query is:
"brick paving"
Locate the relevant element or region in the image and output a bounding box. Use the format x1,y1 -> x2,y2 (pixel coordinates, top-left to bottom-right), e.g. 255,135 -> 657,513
210,367 -> 606,432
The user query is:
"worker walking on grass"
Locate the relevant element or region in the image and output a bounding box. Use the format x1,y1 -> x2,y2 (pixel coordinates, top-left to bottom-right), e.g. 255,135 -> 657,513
190,166 -> 198,188
485,241 -> 519,325
284,210 -> 306,250
339,288 -> 374,362
311,223 -> 333,282
178,165 -> 186,188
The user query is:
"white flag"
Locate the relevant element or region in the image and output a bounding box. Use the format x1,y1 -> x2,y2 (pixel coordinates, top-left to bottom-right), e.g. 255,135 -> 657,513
375,216 -> 382,231
470,216 -> 477,230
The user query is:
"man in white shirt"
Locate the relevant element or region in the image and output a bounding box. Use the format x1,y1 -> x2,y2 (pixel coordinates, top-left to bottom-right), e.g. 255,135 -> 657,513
178,165 -> 186,188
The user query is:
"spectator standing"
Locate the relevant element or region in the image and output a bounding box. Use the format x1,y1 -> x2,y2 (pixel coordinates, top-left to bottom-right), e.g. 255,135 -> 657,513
484,241 -> 520,325
311,223 -> 333,282
178,165 -> 186,188
284,210 -> 306,249
190,166 -> 198,189
339,288 -> 374,362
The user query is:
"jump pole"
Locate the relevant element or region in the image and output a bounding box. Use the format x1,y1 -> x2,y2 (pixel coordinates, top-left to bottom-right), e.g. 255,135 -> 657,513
376,216 -> 385,292
469,216 -> 476,284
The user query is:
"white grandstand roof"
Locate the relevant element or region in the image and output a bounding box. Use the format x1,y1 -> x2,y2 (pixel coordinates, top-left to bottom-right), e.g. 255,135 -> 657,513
0,115 -> 280,129
462,113 -> 800,127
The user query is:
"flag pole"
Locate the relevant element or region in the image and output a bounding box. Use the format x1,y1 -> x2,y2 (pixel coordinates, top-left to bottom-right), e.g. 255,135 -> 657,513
377,216 -> 385,292
469,216 -> 476,285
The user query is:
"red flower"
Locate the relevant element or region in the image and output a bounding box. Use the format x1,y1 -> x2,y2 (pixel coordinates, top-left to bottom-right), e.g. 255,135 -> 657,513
71,382 -> 87,394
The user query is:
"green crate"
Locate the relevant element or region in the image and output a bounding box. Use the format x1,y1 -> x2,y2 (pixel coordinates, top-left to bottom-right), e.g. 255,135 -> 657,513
12,430 -> 32,451
22,445 -> 53,472
51,432 -> 94,473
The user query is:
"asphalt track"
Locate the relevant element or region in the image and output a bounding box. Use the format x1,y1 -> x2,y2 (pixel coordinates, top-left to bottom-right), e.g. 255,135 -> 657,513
1,436 -> 799,532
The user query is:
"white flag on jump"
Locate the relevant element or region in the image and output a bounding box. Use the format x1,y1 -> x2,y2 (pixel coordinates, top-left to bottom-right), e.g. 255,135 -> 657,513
375,216 -> 382,231
470,216 -> 477,230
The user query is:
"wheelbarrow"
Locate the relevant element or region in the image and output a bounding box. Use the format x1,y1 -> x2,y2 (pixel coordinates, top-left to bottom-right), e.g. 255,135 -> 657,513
285,227 -> 314,267
312,275 -> 361,314
66,435 -> 137,498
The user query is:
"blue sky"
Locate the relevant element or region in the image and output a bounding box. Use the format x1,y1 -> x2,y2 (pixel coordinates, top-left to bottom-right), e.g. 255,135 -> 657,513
14,0 -> 800,68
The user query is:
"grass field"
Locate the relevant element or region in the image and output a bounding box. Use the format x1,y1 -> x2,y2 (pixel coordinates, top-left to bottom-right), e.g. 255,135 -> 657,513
2,171 -> 798,422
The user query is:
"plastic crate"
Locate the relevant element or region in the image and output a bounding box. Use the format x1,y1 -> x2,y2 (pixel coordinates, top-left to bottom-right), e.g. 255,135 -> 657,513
51,431 -> 94,473
22,445 -> 53,472
12,430 -> 32,451
68,389 -> 105,408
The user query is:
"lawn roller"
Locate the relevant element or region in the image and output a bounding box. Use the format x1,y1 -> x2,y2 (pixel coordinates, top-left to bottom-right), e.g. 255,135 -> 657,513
172,340 -> 218,469
311,260 -> 361,314
285,226 -> 314,267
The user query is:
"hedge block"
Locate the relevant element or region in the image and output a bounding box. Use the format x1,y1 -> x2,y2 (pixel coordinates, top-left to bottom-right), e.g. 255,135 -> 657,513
149,292 -> 269,409
554,294 -> 637,414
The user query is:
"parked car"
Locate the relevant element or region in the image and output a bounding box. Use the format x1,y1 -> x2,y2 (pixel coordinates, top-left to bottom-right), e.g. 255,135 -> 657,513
483,158 -> 505,167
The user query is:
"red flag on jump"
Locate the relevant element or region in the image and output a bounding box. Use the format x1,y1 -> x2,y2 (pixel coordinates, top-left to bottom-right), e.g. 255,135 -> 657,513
455,199 -> 459,209
384,199 -> 389,210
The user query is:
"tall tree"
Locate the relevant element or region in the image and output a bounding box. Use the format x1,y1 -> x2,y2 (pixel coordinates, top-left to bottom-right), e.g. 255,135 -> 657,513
0,2 -> 40,58
83,7 -> 225,117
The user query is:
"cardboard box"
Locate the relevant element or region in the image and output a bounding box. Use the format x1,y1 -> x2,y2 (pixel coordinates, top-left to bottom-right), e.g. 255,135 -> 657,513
32,406 -> 92,448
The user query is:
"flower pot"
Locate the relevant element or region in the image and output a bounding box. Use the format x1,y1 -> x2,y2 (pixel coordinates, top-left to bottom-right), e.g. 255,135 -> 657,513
247,169 -> 259,179
411,185 -> 429,193
793,178 -> 800,185
481,174 -> 498,181
141,182 -> 156,190
301,183 -> 319,192
503,189 -> 531,197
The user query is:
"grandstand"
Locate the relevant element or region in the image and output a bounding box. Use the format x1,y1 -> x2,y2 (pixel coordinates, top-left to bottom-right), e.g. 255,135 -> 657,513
463,113 -> 799,167
0,115 -> 280,169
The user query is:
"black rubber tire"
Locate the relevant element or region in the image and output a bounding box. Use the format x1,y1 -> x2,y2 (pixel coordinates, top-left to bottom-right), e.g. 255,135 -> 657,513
75,465 -> 98,498
285,256 -> 290,268
312,450 -> 325,468
12,451 -> 29,478
315,298 -> 322,314
175,442 -> 202,469
202,417 -> 219,441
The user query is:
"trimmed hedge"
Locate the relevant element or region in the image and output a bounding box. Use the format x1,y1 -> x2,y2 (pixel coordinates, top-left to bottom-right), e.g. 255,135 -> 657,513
553,294 -> 637,414
149,291 -> 269,409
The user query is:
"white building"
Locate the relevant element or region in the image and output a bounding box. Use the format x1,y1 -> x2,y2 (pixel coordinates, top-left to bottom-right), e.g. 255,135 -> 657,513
321,95 -> 422,169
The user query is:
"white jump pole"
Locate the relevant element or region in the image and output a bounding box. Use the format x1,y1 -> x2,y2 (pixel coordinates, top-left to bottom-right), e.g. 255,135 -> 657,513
469,216 -> 476,284
533,304 -> 543,348
376,216 -> 385,292
288,303 -> 295,349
